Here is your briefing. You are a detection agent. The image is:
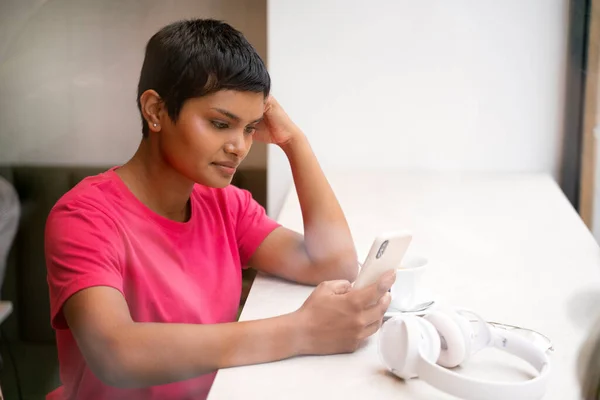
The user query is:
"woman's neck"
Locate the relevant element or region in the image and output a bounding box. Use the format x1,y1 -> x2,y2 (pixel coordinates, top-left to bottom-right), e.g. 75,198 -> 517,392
116,139 -> 194,222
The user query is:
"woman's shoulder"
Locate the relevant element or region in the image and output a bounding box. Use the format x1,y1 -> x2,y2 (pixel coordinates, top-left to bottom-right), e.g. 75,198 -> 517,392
49,168 -> 122,220
45,169 -> 126,254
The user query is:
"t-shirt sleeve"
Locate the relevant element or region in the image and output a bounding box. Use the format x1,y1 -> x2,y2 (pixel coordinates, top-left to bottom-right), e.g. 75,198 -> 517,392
45,199 -> 124,330
228,186 -> 280,266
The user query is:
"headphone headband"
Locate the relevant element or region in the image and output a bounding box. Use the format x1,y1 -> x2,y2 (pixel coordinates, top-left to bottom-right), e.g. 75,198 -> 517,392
379,313 -> 551,400
417,329 -> 550,400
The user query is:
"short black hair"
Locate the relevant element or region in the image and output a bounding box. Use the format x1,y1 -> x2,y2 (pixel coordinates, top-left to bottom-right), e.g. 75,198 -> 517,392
136,19 -> 270,137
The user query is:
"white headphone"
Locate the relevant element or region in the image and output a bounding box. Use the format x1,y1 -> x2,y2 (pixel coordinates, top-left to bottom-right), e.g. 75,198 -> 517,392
378,308 -> 551,400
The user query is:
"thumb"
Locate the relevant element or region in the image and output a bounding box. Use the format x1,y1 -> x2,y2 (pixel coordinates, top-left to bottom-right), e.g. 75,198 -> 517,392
326,280 -> 352,295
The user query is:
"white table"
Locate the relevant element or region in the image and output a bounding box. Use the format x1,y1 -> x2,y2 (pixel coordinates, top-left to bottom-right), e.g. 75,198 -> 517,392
208,171 -> 600,400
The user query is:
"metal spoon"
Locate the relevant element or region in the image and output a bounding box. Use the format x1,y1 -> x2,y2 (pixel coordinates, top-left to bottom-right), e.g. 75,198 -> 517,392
388,300 -> 435,314
383,302 -> 434,322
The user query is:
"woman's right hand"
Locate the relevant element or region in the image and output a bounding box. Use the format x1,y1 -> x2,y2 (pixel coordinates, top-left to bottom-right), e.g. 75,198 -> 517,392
294,270 -> 395,355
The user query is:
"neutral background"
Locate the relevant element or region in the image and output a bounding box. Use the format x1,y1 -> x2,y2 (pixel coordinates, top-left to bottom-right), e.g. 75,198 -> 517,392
267,0 -> 569,217
0,0 -> 268,168
0,0 -> 576,221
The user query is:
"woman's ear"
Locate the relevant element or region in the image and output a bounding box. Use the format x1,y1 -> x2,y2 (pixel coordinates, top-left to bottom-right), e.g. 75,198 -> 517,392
139,89 -> 163,132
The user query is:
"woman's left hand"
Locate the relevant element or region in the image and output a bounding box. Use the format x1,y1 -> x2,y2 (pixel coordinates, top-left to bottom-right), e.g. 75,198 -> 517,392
255,96 -> 303,147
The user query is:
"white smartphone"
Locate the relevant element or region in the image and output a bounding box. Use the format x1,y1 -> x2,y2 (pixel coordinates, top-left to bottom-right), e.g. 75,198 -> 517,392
352,231 -> 413,290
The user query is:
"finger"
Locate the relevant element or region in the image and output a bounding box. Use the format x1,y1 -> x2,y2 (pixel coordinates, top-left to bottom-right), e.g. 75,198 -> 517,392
350,270 -> 396,308
265,96 -> 276,109
326,280 -> 352,295
360,316 -> 385,340
363,292 -> 391,325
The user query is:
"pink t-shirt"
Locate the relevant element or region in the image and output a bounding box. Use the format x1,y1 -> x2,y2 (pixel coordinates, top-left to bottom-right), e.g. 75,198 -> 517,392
44,167 -> 280,400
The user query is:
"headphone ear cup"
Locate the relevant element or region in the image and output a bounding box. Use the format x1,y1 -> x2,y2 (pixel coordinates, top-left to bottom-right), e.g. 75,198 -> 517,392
447,311 -> 474,363
424,311 -> 467,368
378,315 -> 422,379
414,317 -> 441,364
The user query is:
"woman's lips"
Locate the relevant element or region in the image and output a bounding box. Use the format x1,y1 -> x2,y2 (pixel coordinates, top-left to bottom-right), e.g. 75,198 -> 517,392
212,163 -> 237,175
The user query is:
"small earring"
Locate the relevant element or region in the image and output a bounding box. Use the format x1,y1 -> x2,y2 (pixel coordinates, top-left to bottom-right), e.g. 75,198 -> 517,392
153,123 -> 157,127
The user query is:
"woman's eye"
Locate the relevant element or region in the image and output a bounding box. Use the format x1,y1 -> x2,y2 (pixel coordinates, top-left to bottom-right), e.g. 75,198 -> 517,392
212,121 -> 229,129
244,126 -> 257,135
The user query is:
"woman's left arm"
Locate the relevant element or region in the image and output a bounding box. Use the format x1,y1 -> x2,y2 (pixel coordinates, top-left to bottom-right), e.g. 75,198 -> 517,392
248,98 -> 358,285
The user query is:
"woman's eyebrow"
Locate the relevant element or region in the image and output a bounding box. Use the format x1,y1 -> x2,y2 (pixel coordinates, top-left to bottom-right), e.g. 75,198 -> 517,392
211,108 -> 239,121
211,108 -> 263,124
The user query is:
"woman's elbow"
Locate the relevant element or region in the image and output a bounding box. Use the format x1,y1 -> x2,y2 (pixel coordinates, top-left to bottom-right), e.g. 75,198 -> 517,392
340,259 -> 359,282
84,341 -> 139,388
326,255 -> 359,282
95,366 -> 130,389
88,358 -> 129,388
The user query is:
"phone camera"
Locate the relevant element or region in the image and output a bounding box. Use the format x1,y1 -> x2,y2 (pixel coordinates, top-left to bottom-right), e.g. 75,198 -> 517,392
376,240 -> 389,259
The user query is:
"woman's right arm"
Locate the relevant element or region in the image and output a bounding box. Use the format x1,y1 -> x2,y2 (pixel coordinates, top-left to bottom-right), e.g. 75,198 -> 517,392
64,271 -> 394,389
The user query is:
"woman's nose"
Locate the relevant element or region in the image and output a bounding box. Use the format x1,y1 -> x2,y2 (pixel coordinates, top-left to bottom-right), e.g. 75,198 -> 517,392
224,133 -> 248,157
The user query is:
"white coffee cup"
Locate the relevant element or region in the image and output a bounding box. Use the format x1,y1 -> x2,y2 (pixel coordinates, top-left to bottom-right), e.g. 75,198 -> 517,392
389,256 -> 428,311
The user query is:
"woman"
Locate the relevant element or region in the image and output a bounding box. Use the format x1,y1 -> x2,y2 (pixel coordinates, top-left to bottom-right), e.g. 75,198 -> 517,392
44,18 -> 394,400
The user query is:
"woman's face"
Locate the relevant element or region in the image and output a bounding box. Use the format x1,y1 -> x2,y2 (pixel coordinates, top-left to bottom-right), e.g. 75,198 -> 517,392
157,90 -> 265,188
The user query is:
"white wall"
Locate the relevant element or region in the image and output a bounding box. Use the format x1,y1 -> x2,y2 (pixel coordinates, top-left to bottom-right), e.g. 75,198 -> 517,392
0,0 -> 267,168
267,0 -> 568,217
